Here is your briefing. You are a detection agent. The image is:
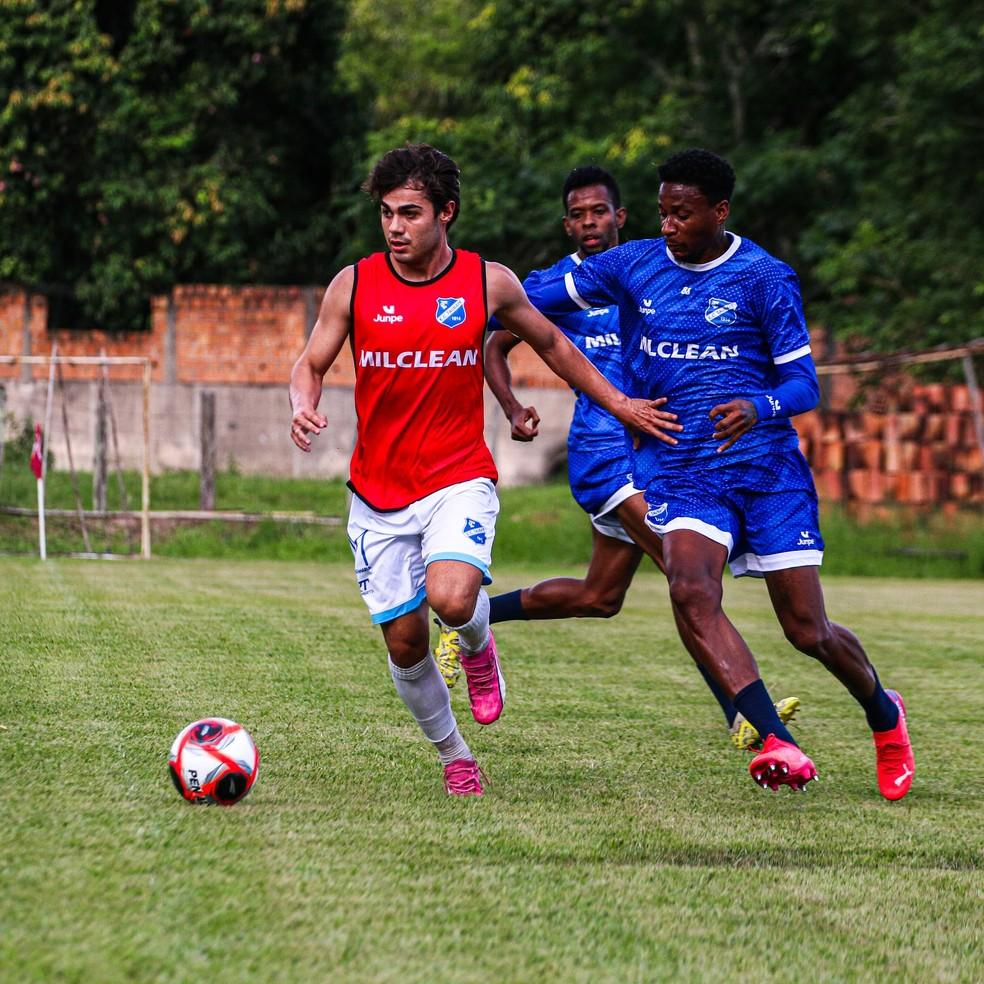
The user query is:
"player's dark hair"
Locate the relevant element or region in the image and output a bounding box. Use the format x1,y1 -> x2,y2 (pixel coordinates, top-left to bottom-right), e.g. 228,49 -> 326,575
657,149 -> 735,205
562,165 -> 621,212
363,143 -> 461,227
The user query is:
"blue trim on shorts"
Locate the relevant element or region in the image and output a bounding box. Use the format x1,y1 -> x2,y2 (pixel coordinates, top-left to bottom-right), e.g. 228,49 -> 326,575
426,552 -> 492,585
371,586 -> 427,625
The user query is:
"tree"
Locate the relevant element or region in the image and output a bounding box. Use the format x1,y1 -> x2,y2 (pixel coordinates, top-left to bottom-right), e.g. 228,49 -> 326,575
0,0 -> 365,330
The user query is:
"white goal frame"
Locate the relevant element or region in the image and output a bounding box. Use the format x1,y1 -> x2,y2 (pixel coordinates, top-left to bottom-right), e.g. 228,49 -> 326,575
0,353 -> 152,559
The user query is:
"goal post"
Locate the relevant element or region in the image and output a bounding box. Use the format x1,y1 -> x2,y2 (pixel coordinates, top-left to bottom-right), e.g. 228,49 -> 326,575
0,354 -> 152,559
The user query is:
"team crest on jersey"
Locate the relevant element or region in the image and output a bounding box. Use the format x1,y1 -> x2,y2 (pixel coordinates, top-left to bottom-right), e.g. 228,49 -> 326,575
436,296 -> 467,328
705,297 -> 738,326
463,518 -> 486,545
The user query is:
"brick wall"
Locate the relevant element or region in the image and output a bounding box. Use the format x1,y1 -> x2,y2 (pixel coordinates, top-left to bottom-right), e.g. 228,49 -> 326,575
0,285 -> 980,502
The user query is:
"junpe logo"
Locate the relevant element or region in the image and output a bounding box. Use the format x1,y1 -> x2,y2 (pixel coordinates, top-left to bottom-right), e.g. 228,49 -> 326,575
373,304 -> 404,324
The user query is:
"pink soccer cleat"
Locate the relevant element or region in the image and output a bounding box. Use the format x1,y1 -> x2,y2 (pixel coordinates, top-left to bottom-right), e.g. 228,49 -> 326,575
460,630 -> 505,725
749,734 -> 818,792
873,689 -> 915,801
443,758 -> 484,797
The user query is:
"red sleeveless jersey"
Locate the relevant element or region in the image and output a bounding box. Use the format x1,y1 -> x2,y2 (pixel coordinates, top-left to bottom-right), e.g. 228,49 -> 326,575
348,249 -> 497,510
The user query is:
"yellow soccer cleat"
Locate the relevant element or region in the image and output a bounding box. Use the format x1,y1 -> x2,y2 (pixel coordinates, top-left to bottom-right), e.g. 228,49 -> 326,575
433,617 -> 462,689
730,696 -> 801,751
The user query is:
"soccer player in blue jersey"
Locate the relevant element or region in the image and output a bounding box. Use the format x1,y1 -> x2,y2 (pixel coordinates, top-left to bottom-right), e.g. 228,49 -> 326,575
524,149 -> 915,799
435,165 -> 801,752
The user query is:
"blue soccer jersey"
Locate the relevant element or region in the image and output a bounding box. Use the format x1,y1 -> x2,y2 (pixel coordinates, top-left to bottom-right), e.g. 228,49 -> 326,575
522,253 -> 626,452
527,234 -> 813,484
493,253 -> 635,516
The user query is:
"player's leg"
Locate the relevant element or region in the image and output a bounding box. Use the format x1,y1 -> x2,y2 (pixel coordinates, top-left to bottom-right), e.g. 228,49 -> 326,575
659,529 -> 814,788
646,469 -> 816,788
347,497 -> 481,795
617,495 -> 740,728
491,526 -> 642,621
422,479 -> 504,724
765,566 -> 914,799
380,606 -> 482,796
620,487 -> 797,747
733,449 -> 913,797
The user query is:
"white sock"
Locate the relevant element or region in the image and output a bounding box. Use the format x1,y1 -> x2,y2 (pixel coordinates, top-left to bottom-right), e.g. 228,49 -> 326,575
447,589 -> 491,654
434,728 -> 472,766
388,655 -> 457,744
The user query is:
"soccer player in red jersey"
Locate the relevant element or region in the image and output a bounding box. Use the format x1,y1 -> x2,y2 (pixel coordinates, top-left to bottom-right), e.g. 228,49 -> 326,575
289,144 -> 680,796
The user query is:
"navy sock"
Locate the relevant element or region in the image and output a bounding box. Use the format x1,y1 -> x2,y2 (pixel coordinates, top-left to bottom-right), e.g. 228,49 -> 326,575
857,672 -> 900,732
488,589 -> 527,625
696,662 -> 738,727
733,680 -> 796,746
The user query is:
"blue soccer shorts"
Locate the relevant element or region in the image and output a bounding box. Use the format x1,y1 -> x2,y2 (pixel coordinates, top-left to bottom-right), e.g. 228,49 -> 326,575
643,449 -> 824,577
568,437 -> 638,544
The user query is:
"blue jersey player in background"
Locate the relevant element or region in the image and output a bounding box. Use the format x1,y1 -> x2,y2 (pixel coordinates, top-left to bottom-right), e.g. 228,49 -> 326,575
435,165 -> 801,753
530,149 -> 914,799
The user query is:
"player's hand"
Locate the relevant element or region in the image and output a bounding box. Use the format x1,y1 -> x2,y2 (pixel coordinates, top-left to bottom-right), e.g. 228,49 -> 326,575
619,397 -> 681,447
709,399 -> 758,452
509,404 -> 540,442
290,408 -> 328,452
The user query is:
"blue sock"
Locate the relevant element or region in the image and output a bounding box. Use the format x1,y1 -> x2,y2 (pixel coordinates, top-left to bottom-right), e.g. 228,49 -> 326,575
857,672 -> 900,732
733,680 -> 796,746
489,589 -> 527,625
696,662 -> 738,727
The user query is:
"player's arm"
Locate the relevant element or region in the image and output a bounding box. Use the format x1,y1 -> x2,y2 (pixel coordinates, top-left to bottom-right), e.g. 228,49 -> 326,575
709,354 -> 820,452
486,263 -> 681,444
289,266 -> 354,452
484,328 -> 540,442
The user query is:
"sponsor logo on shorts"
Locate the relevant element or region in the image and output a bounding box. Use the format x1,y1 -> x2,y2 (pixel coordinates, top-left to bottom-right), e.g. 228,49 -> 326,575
463,518 -> 487,545
705,296 -> 738,326
348,530 -> 372,593
585,307 -> 611,318
436,296 -> 467,327
797,530 -> 816,546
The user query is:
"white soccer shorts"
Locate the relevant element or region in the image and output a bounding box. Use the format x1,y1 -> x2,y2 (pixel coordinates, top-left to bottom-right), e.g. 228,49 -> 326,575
589,481 -> 639,544
347,477 -> 499,624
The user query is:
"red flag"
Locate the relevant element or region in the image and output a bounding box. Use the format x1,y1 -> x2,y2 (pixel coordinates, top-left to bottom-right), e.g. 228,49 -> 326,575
29,423 -> 43,479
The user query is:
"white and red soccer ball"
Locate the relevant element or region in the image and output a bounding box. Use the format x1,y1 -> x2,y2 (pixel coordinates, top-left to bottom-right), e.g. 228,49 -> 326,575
168,718 -> 259,805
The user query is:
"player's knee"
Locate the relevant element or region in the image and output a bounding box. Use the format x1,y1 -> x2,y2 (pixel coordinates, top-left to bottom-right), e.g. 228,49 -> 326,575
386,635 -> 428,667
783,616 -> 834,657
667,573 -> 721,617
429,590 -> 477,628
578,587 -> 625,618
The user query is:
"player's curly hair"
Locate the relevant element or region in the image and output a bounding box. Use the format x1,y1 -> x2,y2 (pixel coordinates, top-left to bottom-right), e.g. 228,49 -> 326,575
657,149 -> 735,205
562,165 -> 621,211
363,143 -> 461,227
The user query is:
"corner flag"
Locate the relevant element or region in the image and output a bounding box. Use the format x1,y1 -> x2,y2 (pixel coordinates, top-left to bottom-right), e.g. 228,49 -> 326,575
30,423 -> 44,479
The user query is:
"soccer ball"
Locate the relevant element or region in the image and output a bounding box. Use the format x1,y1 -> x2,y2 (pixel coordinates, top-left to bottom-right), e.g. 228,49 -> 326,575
168,718 -> 259,805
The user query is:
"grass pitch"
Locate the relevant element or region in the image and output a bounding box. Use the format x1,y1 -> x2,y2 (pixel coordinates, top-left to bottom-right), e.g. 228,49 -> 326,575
1,559 -> 981,982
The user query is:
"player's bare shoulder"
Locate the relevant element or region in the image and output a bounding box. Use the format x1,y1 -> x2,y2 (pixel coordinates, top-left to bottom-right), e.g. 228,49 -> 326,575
485,261 -> 526,316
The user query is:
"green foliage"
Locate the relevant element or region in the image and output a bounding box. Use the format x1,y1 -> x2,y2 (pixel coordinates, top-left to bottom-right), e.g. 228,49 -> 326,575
0,0 -> 364,329
1,1 -> 982,347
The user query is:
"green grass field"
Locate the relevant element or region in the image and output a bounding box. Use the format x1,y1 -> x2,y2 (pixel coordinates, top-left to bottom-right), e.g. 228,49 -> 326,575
1,558 -> 981,982
2,470 -> 984,577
